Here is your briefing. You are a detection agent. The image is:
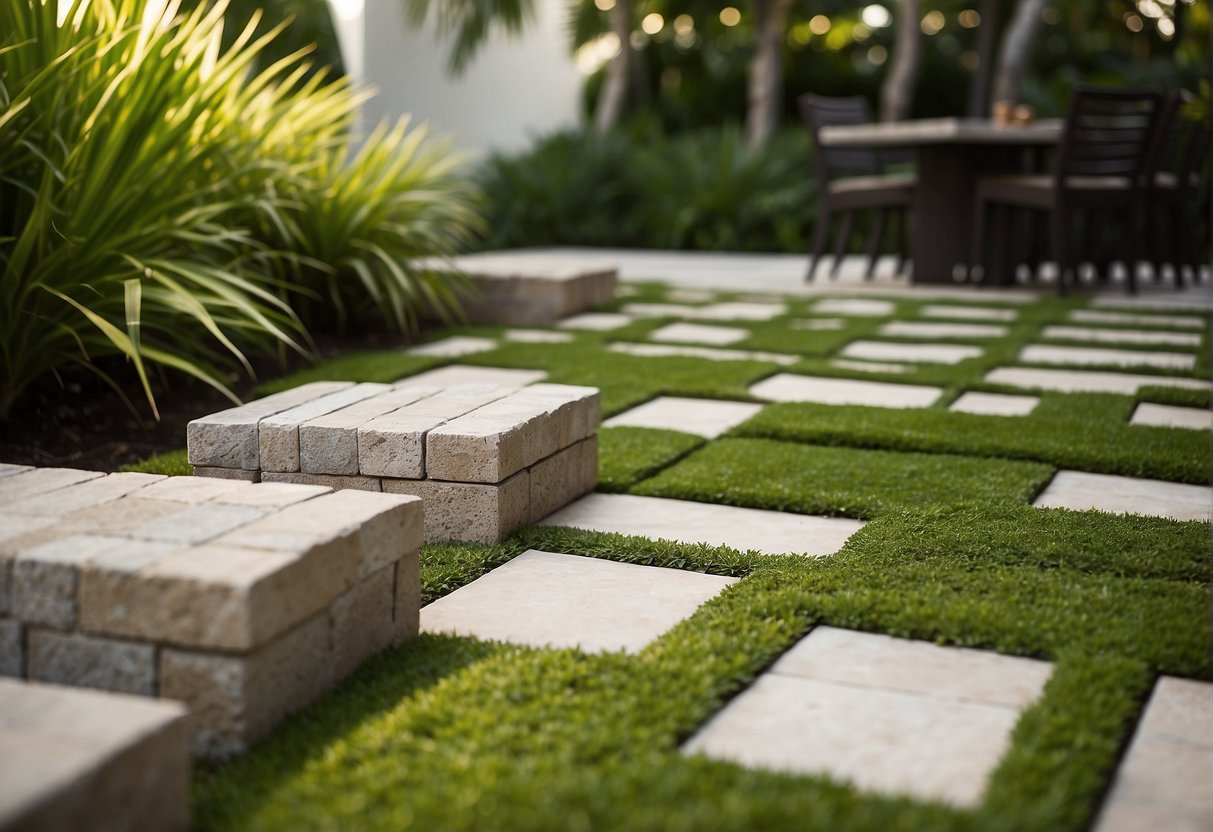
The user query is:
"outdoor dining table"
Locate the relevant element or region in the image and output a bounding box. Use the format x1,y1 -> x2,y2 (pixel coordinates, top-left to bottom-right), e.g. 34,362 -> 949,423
817,117 -> 1063,284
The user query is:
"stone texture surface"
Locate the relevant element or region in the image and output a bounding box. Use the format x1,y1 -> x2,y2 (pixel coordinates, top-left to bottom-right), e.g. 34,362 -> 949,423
299,385 -> 437,475
949,391 -> 1039,416
880,321 -> 1008,339
694,301 -> 786,321
1034,471 -> 1212,522
792,318 -> 845,331
984,367 -> 1210,395
541,493 -> 864,557
0,620 -> 20,677
0,677 -> 189,832
1129,402 -> 1213,431
138,476 -> 254,504
649,322 -> 749,346
1069,309 -> 1206,329
1020,344 -> 1195,371
830,359 -> 911,374
1095,676 -> 1213,832
813,298 -> 894,316
405,336 -> 498,357
842,340 -> 983,365
557,312 -> 633,331
0,468 -> 104,506
211,481 -> 331,508
124,503 -> 266,545
665,288 -> 717,303
504,328 -> 574,344
260,471 -> 383,491
1041,325 -> 1201,347
383,471 -> 530,544
683,627 -> 1051,808
603,396 -> 763,438
259,383 -> 392,473
920,304 -> 1017,321
393,553 -> 421,643
421,549 -> 737,653
1,472 -> 163,517
0,464 -> 31,479
622,302 -> 699,318
12,536 -> 126,631
187,381 -> 352,470
750,373 -> 942,408
394,365 -> 547,388
192,466 -> 260,481
329,564 -> 395,681
608,342 -> 800,366
27,629 -> 155,696
528,437 -> 598,523
432,253 -> 616,325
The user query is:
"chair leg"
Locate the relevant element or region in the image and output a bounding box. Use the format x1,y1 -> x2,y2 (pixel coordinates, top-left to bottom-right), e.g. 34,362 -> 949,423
806,209 -> 831,282
896,207 -> 910,275
990,205 -> 1009,286
865,208 -> 888,280
1052,205 -> 1069,296
829,211 -> 853,278
971,196 -> 987,283
1121,208 -> 1139,295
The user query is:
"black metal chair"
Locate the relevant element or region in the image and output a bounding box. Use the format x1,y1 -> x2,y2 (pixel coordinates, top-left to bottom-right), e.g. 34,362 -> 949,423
798,94 -> 915,282
971,87 -> 1164,294
1143,94 -> 1211,285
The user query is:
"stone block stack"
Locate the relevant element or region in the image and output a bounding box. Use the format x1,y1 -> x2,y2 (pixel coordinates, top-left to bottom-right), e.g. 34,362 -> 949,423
188,380 -> 600,543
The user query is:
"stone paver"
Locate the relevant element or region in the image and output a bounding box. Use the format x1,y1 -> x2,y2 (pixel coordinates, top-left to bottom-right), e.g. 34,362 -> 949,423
880,321 -> 1008,339
750,374 -> 942,409
1130,403 -> 1213,431
405,336 -> 498,357
665,288 -> 716,303
0,468 -> 104,506
0,464 -> 31,479
683,627 -> 1051,807
259,383 -> 393,473
792,318 -> 845,331
1069,309 -> 1206,329
814,298 -> 894,316
0,472 -> 163,516
842,340 -> 983,365
608,342 -> 800,366
1041,326 -> 1201,347
1095,676 -> 1213,832
603,397 -> 763,438
694,302 -> 786,321
950,392 -> 1039,417
557,312 -> 633,331
920,304 -> 1018,322
622,302 -> 700,318
540,493 -> 864,557
830,359 -> 911,374
1034,471 -> 1211,522
420,549 -> 736,653
504,328 -> 574,344
649,322 -> 749,346
396,365 -> 547,388
1019,344 -> 1195,371
985,367 -> 1210,395
298,385 -> 439,476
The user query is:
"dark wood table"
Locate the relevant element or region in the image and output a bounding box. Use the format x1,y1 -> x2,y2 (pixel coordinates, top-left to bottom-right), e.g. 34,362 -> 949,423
818,118 -> 1063,284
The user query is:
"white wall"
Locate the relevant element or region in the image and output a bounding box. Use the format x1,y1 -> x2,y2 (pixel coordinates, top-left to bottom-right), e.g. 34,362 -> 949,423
355,0 -> 583,157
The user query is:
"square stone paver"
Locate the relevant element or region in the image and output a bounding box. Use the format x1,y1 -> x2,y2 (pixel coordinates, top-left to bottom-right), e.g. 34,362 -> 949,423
1069,309 -> 1206,330
622,303 -> 700,319
694,302 -> 786,321
649,322 -> 749,346
683,627 -> 1052,807
405,336 -> 497,357
880,321 -> 1008,339
504,329 -> 574,344
1034,471 -> 1211,522
557,312 -> 633,331
920,304 -> 1018,322
842,341 -> 983,365
792,318 -> 845,331
949,392 -> 1039,417
750,374 -> 942,409
829,359 -> 912,374
1041,326 -> 1201,348
419,549 -> 736,653
540,493 -> 864,557
608,342 -> 800,366
813,298 -> 895,317
603,397 -> 763,438
1095,676 -> 1213,832
1130,403 -> 1213,431
665,289 -> 716,303
396,365 -> 547,388
984,367 -> 1210,396
1020,344 -> 1195,371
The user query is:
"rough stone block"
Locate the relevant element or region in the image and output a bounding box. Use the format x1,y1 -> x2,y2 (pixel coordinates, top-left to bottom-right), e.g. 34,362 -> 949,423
12,536 -> 126,630
123,502 -> 266,545
0,467 -> 104,506
260,471 -> 383,491
187,381 -> 353,470
298,385 -> 438,475
212,481 -> 331,508
330,564 -> 395,681
0,515 -> 63,616
139,476 -> 254,504
192,466 -> 260,482
357,385 -> 512,479
382,470 -> 529,544
524,383 -> 600,445
58,497 -> 186,538
27,629 -> 156,696
394,554 -> 421,642
0,620 -> 20,677
160,613 -> 330,759
445,253 -> 618,325
259,383 -> 392,473
0,464 -> 31,479
528,437 -> 599,523
0,678 -> 189,832
1,472 -> 164,517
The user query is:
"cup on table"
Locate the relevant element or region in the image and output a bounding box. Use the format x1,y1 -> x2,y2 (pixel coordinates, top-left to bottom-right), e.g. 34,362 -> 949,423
992,100 -> 1013,126
1013,104 -> 1035,125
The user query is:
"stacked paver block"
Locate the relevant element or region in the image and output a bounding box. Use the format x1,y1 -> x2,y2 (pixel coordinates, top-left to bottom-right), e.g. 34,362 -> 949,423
189,380 -> 601,543
0,467 -> 423,758
0,677 -> 189,831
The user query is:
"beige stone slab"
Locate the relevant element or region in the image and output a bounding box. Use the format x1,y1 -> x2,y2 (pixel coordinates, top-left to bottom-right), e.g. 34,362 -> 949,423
695,302 -> 786,321
1130,403 -> 1213,431
814,298 -> 895,317
792,318 -> 845,331
405,336 -> 498,357
259,383 -> 393,473
0,513 -> 59,547
666,288 -> 717,303
622,302 -> 700,318
920,304 -> 1018,322
830,359 -> 912,374
603,397 -> 763,438
949,392 -> 1039,417
608,342 -> 800,366
0,620 -> 20,677
985,367 -> 1210,395
192,466 -> 260,482
12,536 -> 126,630
843,340 -> 983,365
880,321 -> 1008,339
56,499 -> 189,542
211,481 -> 332,508
138,476 -> 254,504
0,468 -> 104,508
260,471 -> 382,491
0,464 -> 31,479
123,503 -> 266,545
393,554 -> 421,643
358,385 -> 514,479
541,493 -> 864,557
27,629 -> 156,696
421,549 -> 737,653
0,472 -> 164,517
187,381 -> 353,470
1034,471 -> 1211,522
298,386 -> 439,475
649,322 -> 749,346
383,471 -> 529,544
503,328 -> 574,344
557,312 -> 633,331
1020,344 -> 1195,371
528,437 -> 598,523
524,383 -> 601,445
395,365 -> 548,388
1042,325 -> 1201,347
0,677 -> 189,831
750,373 -> 942,409
330,564 -> 396,681
1070,309 -> 1206,330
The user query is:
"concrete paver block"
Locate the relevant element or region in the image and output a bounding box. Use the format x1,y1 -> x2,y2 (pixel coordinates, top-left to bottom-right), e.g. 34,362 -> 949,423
1042,325 -> 1201,347
842,340 -> 983,365
949,392 -> 1039,417
603,397 -> 763,438
192,466 -> 260,481
138,476 -> 254,504
528,437 -> 598,523
0,468 -> 104,506
830,359 -> 912,374
259,383 -> 392,473
1034,470 -> 1212,522
813,298 -> 894,316
260,471 -> 383,491
0,620 -> 20,677
1129,402 -> 1213,431
394,365 -> 547,388
405,336 -> 497,357
393,554 -> 421,643
557,312 -> 633,331
383,471 -> 529,544
608,342 -> 800,366
0,472 -> 164,517
12,536 -> 126,631
792,318 -> 845,331
329,564 -> 395,681
985,366 -> 1210,395
503,328 -> 575,344
299,386 -> 438,475
649,322 -> 749,346
27,629 -> 156,696
1069,309 -> 1205,329
920,304 -> 1017,322
0,464 -> 31,479
123,503 -> 267,545
1021,344 -> 1195,371
880,321 -> 1008,339
751,373 -> 942,408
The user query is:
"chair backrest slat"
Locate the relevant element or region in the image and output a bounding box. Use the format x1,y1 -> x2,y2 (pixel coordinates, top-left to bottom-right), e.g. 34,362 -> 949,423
798,94 -> 882,181
1057,87 -> 1162,184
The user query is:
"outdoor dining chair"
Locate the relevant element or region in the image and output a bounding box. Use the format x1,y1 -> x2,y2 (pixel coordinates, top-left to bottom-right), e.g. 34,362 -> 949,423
798,94 -> 915,282
1143,94 -> 1211,286
970,87 -> 1164,294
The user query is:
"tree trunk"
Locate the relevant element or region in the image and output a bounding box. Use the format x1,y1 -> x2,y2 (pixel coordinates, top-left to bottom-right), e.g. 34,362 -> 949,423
991,0 -> 1045,105
880,0 -> 921,121
593,0 -> 631,133
965,0 -> 1000,117
746,0 -> 791,149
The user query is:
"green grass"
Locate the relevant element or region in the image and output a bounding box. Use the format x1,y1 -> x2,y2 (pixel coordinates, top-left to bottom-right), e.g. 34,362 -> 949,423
120,449 -> 192,476
597,426 -> 706,492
